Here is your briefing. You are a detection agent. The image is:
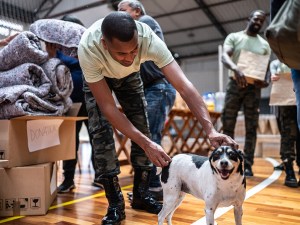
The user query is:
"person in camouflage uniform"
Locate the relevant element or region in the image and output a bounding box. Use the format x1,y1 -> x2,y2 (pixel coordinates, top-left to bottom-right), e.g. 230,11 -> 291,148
79,12 -> 237,225
221,10 -> 271,177
270,59 -> 300,187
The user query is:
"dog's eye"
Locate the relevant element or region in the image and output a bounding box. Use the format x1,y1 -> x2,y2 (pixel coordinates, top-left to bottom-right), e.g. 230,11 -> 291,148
212,153 -> 221,161
228,152 -> 238,161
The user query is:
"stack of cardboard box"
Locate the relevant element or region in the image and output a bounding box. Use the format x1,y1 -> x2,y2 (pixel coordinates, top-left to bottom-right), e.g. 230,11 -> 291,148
0,115 -> 79,217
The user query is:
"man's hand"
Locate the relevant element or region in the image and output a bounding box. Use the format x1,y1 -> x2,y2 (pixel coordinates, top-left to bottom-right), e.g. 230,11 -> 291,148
254,79 -> 269,88
233,68 -> 248,88
144,141 -> 171,167
208,130 -> 239,150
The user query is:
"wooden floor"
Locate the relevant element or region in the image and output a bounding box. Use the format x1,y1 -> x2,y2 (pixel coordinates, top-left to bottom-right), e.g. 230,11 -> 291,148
1,142 -> 300,225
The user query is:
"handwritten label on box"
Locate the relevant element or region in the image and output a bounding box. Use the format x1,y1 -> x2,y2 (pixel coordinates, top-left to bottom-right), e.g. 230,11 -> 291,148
27,120 -> 63,152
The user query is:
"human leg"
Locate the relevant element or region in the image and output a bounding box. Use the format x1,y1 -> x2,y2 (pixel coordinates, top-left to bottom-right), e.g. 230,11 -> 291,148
144,82 -> 176,200
291,69 -> 300,131
84,80 -> 124,225
278,106 -> 298,187
242,85 -> 260,177
57,119 -> 82,193
112,73 -> 162,214
221,79 -> 243,139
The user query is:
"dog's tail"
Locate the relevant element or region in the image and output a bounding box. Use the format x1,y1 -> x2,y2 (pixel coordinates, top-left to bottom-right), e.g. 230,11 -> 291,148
156,167 -> 162,175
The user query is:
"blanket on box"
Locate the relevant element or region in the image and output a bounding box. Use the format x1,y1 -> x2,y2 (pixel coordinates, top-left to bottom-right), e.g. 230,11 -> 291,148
0,31 -> 48,71
29,19 -> 86,57
0,63 -> 51,104
41,58 -> 73,102
0,62 -> 73,119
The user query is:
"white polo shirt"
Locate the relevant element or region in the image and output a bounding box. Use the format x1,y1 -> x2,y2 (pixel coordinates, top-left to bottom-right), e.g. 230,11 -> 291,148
78,19 -> 174,83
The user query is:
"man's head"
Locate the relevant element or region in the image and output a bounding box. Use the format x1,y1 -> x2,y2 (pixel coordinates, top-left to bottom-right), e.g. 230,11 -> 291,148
61,14 -> 85,26
246,10 -> 266,35
101,11 -> 138,67
118,0 -> 146,20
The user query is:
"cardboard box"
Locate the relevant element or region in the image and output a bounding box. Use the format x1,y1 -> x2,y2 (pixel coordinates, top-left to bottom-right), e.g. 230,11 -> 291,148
0,163 -> 57,217
0,115 -> 85,168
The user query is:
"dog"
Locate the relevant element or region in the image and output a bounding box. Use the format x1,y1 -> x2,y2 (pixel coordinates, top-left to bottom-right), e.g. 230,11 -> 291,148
158,146 -> 245,225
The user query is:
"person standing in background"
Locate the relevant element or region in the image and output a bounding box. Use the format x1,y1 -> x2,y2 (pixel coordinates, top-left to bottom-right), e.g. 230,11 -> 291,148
269,59 -> 300,187
117,0 -> 176,201
221,10 -> 271,177
270,0 -> 300,132
45,15 -> 102,193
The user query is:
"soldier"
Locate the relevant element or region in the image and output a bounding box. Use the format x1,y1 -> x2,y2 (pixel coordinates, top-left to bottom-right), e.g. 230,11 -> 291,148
78,12 -> 237,225
221,10 -> 271,177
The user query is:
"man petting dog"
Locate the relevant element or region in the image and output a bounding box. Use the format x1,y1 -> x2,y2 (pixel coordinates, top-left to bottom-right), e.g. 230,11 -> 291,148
78,12 -> 238,225
221,10 -> 271,177
158,146 -> 245,225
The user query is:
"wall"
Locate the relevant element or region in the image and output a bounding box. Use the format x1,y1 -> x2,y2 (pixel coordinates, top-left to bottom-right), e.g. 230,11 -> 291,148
180,54 -> 272,113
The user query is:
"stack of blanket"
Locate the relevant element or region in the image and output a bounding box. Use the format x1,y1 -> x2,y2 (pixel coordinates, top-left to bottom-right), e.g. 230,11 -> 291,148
0,31 -> 74,119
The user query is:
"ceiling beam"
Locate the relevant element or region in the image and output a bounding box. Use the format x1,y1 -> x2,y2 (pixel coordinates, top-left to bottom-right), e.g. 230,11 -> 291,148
45,0 -> 107,19
163,13 -> 269,36
153,0 -> 242,19
194,0 -> 227,37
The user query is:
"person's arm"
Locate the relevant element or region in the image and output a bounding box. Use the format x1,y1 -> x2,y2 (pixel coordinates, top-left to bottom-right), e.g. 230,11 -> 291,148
45,42 -> 58,58
0,33 -> 18,47
221,45 -> 248,88
87,78 -> 171,167
161,60 -> 238,149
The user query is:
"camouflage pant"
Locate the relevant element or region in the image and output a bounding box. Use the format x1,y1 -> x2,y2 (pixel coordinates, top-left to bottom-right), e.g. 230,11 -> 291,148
277,106 -> 300,163
83,72 -> 152,179
221,78 -> 261,166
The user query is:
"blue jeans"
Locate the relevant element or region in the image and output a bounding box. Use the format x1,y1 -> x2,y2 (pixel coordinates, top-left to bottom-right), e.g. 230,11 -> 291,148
291,69 -> 300,131
144,80 -> 176,188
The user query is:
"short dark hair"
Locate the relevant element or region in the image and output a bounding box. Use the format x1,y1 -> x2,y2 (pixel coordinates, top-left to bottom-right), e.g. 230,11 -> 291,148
101,11 -> 137,42
249,9 -> 266,18
61,14 -> 85,26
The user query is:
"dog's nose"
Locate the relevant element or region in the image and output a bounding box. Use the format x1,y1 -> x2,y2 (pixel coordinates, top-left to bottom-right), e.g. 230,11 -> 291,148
220,160 -> 228,168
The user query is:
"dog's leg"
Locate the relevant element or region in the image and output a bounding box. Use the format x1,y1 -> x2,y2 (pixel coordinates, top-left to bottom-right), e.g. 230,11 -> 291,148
204,205 -> 217,225
234,205 -> 243,225
158,190 -> 183,225
165,192 -> 186,225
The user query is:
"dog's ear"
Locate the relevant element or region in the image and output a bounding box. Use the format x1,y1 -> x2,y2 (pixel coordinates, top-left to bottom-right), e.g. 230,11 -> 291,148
236,149 -> 244,163
236,149 -> 244,175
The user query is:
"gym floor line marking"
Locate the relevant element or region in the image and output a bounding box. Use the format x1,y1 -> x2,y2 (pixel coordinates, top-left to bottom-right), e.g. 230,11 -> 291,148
191,157 -> 282,225
0,184 -> 133,223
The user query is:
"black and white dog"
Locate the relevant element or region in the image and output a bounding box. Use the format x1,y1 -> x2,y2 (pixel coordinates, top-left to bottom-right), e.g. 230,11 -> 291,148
158,146 -> 246,225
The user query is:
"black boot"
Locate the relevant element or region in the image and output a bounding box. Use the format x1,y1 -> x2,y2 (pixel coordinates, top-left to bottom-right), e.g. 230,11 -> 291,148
131,169 -> 162,214
284,162 -> 298,188
99,176 -> 126,225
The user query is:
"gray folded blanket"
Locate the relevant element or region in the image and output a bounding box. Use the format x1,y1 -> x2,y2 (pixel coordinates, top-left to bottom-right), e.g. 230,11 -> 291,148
0,31 -> 48,71
0,92 -> 66,119
29,19 -> 86,57
0,62 -> 73,119
0,63 -> 51,104
41,58 -> 74,101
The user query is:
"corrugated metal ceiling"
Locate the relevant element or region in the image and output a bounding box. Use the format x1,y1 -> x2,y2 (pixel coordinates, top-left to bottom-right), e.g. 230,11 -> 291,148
0,0 -> 271,59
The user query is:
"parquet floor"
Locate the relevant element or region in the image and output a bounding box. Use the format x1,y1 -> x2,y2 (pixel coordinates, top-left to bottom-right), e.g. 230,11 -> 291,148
1,142 -> 300,225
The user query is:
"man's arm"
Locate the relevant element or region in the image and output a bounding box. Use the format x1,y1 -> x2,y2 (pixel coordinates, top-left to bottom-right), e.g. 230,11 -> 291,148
87,79 -> 171,167
0,33 -> 18,47
221,45 -> 248,88
161,60 -> 238,149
